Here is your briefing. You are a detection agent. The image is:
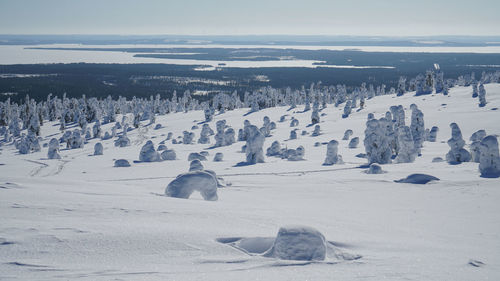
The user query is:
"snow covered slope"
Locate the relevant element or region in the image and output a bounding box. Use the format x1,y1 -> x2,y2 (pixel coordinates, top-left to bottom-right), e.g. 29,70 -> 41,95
1,84 -> 500,280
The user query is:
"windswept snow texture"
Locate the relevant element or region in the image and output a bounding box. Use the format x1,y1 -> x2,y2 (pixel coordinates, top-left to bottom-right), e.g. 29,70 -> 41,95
1,84 -> 500,280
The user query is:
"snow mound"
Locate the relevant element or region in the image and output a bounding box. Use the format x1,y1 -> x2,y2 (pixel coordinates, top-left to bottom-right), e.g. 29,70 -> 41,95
165,171 -> 218,201
366,163 -> 384,174
161,149 -> 176,160
263,226 -> 327,261
188,152 -> 207,161
114,159 -> 131,167
93,142 -> 103,156
394,174 -> 440,184
213,152 -> 224,162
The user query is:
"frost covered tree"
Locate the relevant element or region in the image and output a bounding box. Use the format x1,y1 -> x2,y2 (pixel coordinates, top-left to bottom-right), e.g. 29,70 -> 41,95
224,128 -> 235,145
312,125 -> 321,136
342,129 -> 353,140
479,135 -> 500,178
472,81 -> 479,98
348,137 -> 359,148
342,100 -> 352,118
470,129 -> 487,162
290,130 -> 297,140
311,102 -> 320,124
446,123 -> 471,164
214,120 -> 227,147
245,125 -> 265,164
139,140 -> 161,162
266,140 -> 281,157
323,140 -> 343,165
395,126 -> 417,163
434,70 -> 444,94
478,83 -> 487,107
47,138 -> 61,159
182,131 -> 195,144
410,104 -> 425,154
428,126 -> 439,142
198,124 -> 213,144
92,120 -> 101,139
364,118 -> 392,164
397,76 -> 406,96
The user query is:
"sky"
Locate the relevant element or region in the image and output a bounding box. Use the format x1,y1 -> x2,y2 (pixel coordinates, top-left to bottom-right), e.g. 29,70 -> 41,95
0,0 -> 499,36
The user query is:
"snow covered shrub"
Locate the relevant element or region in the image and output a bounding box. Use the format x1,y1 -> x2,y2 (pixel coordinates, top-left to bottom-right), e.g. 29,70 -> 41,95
200,151 -> 209,157
364,118 -> 392,164
114,159 -> 131,167
395,126 -> 417,163
204,107 -> 214,122
470,129 -> 487,162
290,118 -> 299,127
189,159 -> 204,172
279,115 -> 286,123
47,138 -> 61,159
161,149 -> 176,160
165,171 -> 218,201
348,137 -> 359,148
166,132 -> 173,140
286,146 -> 305,161
198,124 -> 213,144
154,124 -> 162,130
115,134 -> 130,147
342,129 -> 353,140
102,131 -> 111,140
245,125 -> 265,164
446,123 -> 471,164
479,135 -> 500,178
266,141 -> 281,157
301,130 -> 308,136
478,83 -> 487,107
428,126 -> 439,142
93,142 -> 103,156
188,152 -> 207,162
182,131 -> 195,145
224,128 -> 235,145
213,152 -> 224,162
139,140 -> 161,162
323,140 -> 343,165
157,144 -> 167,151
68,130 -> 84,149
263,226 -> 326,261
312,125 -> 321,136
290,130 -> 297,140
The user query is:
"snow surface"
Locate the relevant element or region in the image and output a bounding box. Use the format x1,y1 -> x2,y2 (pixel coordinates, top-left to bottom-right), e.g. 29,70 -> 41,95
1,84 -> 500,280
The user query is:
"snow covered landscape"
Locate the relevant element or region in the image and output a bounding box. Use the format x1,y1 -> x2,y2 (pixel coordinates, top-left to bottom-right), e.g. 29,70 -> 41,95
1,72 -> 500,280
2,1 -> 500,280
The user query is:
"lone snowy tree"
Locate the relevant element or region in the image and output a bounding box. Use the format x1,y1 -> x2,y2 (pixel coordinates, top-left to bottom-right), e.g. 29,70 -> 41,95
323,140 -> 343,165
478,83 -> 487,107
479,135 -> 500,178
364,118 -> 392,164
245,125 -> 265,164
445,123 -> 471,164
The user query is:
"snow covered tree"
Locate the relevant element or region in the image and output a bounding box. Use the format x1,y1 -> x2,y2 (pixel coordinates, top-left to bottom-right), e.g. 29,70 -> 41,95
479,135 -> 500,178
323,140 -> 343,165
478,83 -> 487,107
470,129 -> 487,162
364,118 -> 392,164
397,76 -> 406,96
410,104 -> 425,154
47,138 -> 61,159
446,123 -> 471,164
395,126 -> 417,163
139,140 -> 161,162
245,125 -> 265,164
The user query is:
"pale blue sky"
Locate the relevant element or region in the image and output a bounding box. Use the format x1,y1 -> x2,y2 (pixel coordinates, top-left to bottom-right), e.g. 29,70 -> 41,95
0,0 -> 499,35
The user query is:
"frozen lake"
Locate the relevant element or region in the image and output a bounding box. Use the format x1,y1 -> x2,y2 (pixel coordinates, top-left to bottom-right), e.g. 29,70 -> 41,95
1,44 -> 500,68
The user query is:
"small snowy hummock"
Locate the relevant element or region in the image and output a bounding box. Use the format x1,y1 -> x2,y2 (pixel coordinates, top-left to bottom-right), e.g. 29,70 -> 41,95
189,159 -> 204,172
114,159 -> 131,167
395,174 -> 440,184
312,125 -> 321,137
263,226 -> 327,261
266,141 -> 281,157
213,152 -> 224,162
188,152 -> 207,162
161,149 -> 176,161
165,171 -> 218,201
366,163 -> 384,174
